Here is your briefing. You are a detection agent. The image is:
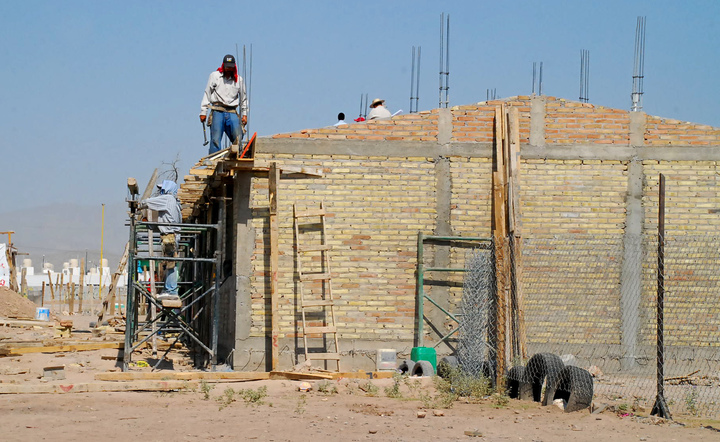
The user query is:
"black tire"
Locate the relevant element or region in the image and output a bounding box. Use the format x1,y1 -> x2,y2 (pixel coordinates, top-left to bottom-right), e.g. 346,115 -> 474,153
437,356 -> 458,379
412,360 -> 435,377
397,359 -> 415,374
526,353 -> 565,405
506,366 -> 525,399
553,366 -> 594,412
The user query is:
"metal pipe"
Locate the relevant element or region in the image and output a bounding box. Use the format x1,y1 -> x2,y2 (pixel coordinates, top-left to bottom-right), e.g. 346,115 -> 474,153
416,232 -> 425,347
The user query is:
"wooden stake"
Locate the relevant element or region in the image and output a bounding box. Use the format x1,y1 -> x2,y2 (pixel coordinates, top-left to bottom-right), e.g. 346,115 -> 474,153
41,281 -> 45,307
47,273 -> 55,311
493,105 -> 508,388
269,162 -> 280,371
69,282 -> 75,314
20,268 -> 27,296
78,259 -> 84,314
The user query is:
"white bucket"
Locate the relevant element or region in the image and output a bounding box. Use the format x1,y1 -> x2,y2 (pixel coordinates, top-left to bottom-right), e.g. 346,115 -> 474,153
35,307 -> 50,321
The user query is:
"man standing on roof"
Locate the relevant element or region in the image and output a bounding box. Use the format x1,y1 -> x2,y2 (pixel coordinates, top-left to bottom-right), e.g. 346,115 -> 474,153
200,54 -> 248,154
139,180 -> 182,301
367,98 -> 392,120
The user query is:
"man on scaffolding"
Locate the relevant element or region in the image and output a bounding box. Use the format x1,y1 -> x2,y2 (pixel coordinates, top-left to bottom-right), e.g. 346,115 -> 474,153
199,54 -> 248,154
139,180 -> 182,302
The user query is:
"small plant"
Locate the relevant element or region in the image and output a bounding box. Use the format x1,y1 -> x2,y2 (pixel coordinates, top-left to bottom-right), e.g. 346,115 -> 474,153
403,377 -> 422,399
217,387 -> 236,410
617,403 -> 629,412
199,380 -> 214,400
317,380 -> 338,395
361,381 -> 379,397
685,388 -> 699,415
384,373 -> 403,399
491,393 -> 509,408
238,386 -> 268,406
295,394 -> 307,415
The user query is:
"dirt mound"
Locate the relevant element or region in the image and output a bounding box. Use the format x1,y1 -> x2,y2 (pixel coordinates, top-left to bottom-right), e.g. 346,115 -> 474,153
0,287 -> 38,319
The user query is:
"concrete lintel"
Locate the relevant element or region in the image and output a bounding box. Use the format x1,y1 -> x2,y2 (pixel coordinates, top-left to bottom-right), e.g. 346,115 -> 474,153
530,95 -> 546,146
260,138 -> 492,158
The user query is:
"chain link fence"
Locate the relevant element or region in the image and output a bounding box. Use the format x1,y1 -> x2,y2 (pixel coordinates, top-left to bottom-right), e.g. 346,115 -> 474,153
453,234 -> 720,418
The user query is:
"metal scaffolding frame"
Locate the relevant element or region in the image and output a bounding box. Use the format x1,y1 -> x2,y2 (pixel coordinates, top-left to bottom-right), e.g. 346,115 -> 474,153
123,195 -> 224,372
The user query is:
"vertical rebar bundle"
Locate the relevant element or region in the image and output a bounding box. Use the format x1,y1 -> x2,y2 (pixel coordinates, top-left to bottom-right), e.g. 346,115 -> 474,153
410,46 -> 421,113
631,16 -> 646,112
439,13 -> 450,108
579,50 -> 590,103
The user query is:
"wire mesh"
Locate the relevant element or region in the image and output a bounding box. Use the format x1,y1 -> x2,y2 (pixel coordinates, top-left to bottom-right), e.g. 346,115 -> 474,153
457,248 -> 496,380
508,234 -> 720,418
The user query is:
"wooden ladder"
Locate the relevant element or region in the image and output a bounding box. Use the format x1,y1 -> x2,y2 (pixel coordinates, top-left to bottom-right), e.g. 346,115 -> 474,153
293,202 -> 341,371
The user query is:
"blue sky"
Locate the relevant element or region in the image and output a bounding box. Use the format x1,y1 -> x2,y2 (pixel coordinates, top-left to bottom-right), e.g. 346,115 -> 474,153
1,0 -> 719,216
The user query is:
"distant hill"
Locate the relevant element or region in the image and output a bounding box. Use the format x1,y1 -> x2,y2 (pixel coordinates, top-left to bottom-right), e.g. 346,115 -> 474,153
0,203 -> 129,272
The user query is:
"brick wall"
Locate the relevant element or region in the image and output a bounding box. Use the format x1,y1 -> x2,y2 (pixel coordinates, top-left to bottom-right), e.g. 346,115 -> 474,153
234,95 -> 720,361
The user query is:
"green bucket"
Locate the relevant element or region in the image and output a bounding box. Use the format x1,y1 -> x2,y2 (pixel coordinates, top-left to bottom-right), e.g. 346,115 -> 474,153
410,347 -> 437,372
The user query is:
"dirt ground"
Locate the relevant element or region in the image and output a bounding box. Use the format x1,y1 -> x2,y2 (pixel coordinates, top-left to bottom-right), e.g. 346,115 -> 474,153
1,287 -> 719,441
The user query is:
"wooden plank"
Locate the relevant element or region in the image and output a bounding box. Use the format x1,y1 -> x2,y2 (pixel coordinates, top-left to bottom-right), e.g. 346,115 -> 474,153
0,319 -> 54,328
0,380 -> 198,395
97,243 -> 129,324
127,177 -> 139,195
95,371 -> 270,382
269,371 -> 333,381
281,165 -> 324,177
189,168 -> 216,176
294,208 -> 326,218
78,259 -> 84,313
303,326 -> 337,335
269,162 -> 280,371
297,244 -> 331,253
328,371 -> 395,380
4,341 -> 124,355
302,299 -> 334,308
299,272 -> 331,282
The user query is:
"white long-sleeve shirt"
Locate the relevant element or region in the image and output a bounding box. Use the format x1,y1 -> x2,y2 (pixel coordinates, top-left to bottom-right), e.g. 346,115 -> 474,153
142,194 -> 182,234
368,105 -> 392,120
200,71 -> 248,116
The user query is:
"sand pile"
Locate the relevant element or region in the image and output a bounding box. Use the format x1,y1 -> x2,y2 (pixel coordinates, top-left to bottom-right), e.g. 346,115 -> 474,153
0,287 -> 38,319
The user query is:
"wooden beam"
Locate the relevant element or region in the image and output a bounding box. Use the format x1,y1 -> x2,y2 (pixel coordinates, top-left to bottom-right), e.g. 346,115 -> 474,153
3,341 -> 124,356
269,162 -> 280,371
127,177 -> 139,195
0,380 -> 197,395
95,371 -> 270,381
269,371 -> 333,380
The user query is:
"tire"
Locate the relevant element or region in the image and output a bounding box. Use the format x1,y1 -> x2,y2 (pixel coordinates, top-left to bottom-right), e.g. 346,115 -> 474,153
397,359 -> 415,374
526,353 -> 565,405
437,356 -> 458,379
412,360 -> 435,377
506,366 -> 525,399
553,366 -> 594,412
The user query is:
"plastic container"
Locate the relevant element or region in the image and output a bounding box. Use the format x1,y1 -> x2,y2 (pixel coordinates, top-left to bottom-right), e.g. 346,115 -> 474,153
410,346 -> 437,372
376,348 -> 397,371
35,307 -> 50,321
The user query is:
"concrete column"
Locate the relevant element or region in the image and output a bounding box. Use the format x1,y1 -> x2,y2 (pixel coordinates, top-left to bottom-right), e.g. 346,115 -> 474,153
620,112 -> 646,370
438,108 -> 452,146
529,95 -> 546,146
233,172 -> 255,369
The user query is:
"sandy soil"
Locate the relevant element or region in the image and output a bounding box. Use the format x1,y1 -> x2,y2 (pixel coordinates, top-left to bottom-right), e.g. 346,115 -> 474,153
0,298 -> 718,442
0,287 -> 40,319
1,378 -> 719,442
